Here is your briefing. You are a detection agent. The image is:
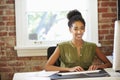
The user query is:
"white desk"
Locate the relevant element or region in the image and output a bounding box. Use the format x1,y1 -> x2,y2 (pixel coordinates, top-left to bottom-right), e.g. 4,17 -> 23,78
13,68 -> 120,80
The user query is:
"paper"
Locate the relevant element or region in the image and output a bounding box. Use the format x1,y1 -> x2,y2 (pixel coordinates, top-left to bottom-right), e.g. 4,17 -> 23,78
57,70 -> 100,76
35,70 -> 59,77
13,71 -> 58,80
113,20 -> 120,71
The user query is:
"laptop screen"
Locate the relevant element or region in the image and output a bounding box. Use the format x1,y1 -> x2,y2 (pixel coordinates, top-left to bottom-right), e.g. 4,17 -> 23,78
113,20 -> 120,71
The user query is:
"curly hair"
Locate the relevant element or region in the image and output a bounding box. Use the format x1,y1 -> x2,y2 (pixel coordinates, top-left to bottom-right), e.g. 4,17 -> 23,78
67,9 -> 85,28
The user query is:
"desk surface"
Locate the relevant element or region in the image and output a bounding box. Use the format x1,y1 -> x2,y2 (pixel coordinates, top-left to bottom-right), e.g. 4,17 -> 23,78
13,68 -> 120,80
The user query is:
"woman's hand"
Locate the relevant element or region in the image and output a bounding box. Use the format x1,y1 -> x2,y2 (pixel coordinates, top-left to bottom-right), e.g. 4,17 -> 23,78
88,65 -> 98,70
68,66 -> 84,72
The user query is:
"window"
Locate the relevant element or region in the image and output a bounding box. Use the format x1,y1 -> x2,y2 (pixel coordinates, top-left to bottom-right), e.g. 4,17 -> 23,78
15,0 -> 100,57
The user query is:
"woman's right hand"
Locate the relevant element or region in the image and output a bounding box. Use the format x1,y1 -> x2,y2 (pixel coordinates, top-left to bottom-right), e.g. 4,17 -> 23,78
68,66 -> 84,72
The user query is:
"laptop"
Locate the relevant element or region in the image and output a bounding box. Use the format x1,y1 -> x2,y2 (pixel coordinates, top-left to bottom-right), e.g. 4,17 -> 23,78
50,69 -> 110,80
113,20 -> 120,73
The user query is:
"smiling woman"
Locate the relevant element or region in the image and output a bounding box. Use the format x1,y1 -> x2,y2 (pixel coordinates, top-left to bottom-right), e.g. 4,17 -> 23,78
15,0 -> 100,57
44,9 -> 112,72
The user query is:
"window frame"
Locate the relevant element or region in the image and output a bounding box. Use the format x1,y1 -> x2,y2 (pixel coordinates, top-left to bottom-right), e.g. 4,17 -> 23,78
15,0 -> 100,57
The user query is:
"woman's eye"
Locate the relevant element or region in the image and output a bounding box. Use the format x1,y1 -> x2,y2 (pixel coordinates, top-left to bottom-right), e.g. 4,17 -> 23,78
74,28 -> 78,30
74,28 -> 84,31
80,27 -> 85,30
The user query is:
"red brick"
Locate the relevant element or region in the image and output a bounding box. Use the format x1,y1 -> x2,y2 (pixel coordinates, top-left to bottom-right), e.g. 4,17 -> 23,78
6,22 -> 15,26
0,6 -> 6,9
105,35 -> 114,39
101,1 -> 116,7
99,30 -> 109,34
32,66 -> 43,71
5,10 -> 15,15
110,29 -> 114,34
6,51 -> 17,57
98,18 -> 113,23
101,2 -> 109,7
109,2 -> 116,6
31,56 -> 47,60
16,57 -> 32,60
0,62 -> 7,67
2,16 -> 15,21
0,41 -> 5,45
0,0 -> 4,4
98,8 -> 108,13
0,32 -> 7,36
101,41 -> 113,46
0,57 -> 16,61
15,66 -> 30,72
0,10 -> 3,15
100,24 -> 110,29
111,8 -> 117,12
9,32 -> 16,36
2,72 -> 14,80
102,13 -> 116,18
0,67 -> 13,72
98,0 -> 110,1
0,22 -> 5,25
99,35 -> 104,40
6,0 -> 14,4
7,61 -> 25,66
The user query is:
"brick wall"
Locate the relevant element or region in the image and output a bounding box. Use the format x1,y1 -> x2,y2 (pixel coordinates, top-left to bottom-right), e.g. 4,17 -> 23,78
0,0 -> 117,80
98,0 -> 117,55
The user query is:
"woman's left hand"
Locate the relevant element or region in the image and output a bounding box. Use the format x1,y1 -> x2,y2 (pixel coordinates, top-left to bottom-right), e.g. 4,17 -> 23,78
88,65 -> 99,70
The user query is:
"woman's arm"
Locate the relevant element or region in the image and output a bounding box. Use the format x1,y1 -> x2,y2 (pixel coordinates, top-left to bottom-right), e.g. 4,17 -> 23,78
95,47 -> 112,68
44,46 -> 84,72
44,46 -> 69,71
88,47 -> 112,70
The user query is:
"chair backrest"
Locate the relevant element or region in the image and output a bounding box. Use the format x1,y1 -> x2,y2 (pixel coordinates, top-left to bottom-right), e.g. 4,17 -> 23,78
47,46 -> 60,66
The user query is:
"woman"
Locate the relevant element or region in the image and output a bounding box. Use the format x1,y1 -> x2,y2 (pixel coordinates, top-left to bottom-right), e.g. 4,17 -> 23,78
45,9 -> 112,72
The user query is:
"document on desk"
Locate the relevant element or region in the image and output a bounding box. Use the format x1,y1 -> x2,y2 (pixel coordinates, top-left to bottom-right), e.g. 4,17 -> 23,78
35,70 -> 59,77
57,70 -> 100,76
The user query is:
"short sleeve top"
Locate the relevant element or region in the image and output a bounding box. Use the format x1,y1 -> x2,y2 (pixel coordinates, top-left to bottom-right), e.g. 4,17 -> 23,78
58,41 -> 97,70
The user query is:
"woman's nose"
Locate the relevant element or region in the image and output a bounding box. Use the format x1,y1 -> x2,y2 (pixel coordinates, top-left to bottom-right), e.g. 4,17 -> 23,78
77,30 -> 80,33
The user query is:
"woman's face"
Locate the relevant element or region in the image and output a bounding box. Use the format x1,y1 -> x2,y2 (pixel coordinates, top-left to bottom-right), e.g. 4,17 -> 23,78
69,21 -> 85,41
